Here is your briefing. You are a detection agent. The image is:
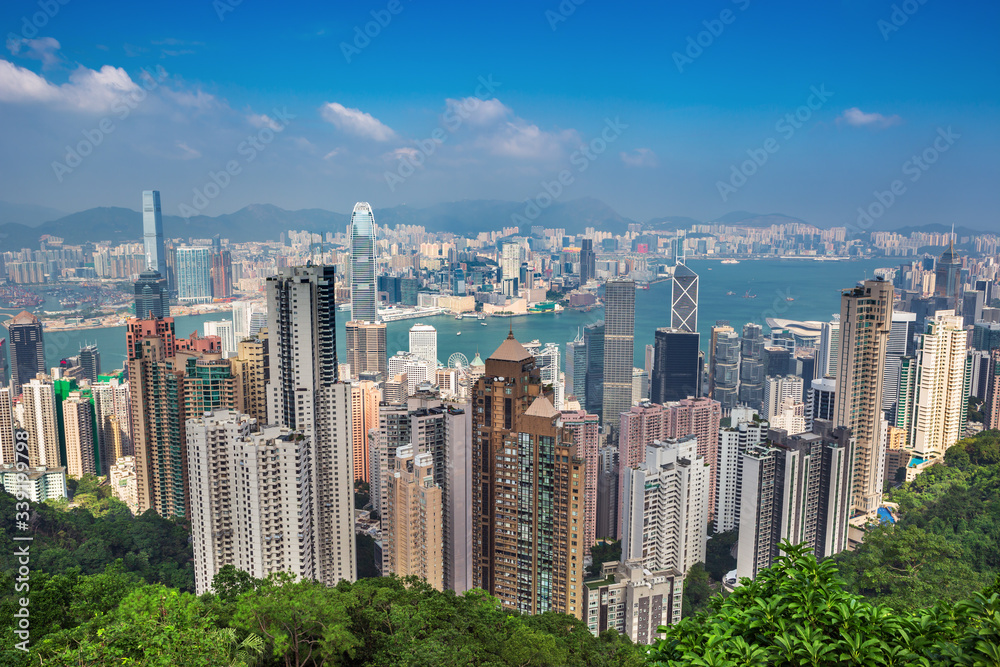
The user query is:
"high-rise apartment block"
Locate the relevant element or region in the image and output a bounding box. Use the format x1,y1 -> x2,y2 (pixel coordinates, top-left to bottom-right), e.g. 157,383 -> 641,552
714,410 -> 769,533
187,411 -> 314,595
584,560 -> 683,645
834,279 -> 893,515
375,389 -> 471,592
231,335 -> 269,425
736,420 -> 854,581
345,320 -> 387,381
621,436 -> 709,576
265,265 -> 355,586
386,444 -> 444,590
911,310 -> 969,460
472,334 -> 585,617
560,410 -> 600,549
408,323 -> 438,369
63,391 -> 96,477
21,376 -> 59,467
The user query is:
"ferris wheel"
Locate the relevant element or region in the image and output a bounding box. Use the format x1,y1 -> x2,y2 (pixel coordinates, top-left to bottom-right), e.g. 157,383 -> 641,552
448,352 -> 470,375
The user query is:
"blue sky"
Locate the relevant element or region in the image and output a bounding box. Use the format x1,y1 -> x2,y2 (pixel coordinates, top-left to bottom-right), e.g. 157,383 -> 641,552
0,0 -> 997,228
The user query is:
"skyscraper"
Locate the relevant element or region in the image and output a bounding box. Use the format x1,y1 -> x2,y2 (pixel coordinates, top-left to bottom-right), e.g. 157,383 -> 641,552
735,420 -> 854,581
579,238 -> 595,286
738,323 -> 765,411
584,321 -> 605,416
22,376 -> 59,467
670,262 -> 698,333
816,317 -> 841,379
710,324 -> 740,412
376,388 -> 472,592
266,265 -> 355,585
187,411 -> 314,594
834,279 -> 893,515
911,310 -> 969,460
134,270 -> 170,319
4,311 -> 45,398
934,235 -> 961,310
602,278 -> 635,431
408,323 -> 438,368
386,444 -> 444,590
501,241 -> 521,297
350,202 -> 378,324
882,311 -> 917,424
806,377 -> 836,430
650,328 -> 700,404
175,246 -> 213,304
142,190 -> 167,284
565,329 -> 587,403
230,335 -> 269,425
63,391 -> 96,477
210,249 -> 233,299
350,380 -> 380,484
0,386 -> 14,465
621,436 -> 709,576
472,334 -> 585,617
715,410 -> 769,533
78,344 -> 101,384
342,321 -> 386,381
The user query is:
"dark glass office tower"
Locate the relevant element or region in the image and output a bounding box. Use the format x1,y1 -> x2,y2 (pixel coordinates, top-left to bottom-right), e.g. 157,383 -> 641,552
584,321 -> 605,417
651,328 -> 700,403
4,311 -> 44,397
134,269 -> 170,319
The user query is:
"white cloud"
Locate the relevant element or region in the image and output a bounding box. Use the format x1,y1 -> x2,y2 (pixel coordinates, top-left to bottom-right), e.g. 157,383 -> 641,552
248,112 -> 283,131
0,59 -> 139,112
620,148 -> 658,168
442,97 -> 577,160
7,37 -> 62,69
837,107 -> 901,129
175,141 -> 201,159
320,102 -> 395,141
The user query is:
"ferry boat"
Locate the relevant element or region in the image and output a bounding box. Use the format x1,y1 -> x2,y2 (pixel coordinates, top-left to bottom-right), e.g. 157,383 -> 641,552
480,321 -> 487,326
456,331 -> 462,336
721,259 -> 740,264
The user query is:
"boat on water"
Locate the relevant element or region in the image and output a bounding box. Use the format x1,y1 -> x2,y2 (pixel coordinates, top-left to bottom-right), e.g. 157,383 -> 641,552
743,290 -> 757,299
480,321 -> 487,326
786,297 -> 795,301
456,331 -> 462,336
726,291 -> 736,296
721,259 -> 740,264
455,313 -> 463,320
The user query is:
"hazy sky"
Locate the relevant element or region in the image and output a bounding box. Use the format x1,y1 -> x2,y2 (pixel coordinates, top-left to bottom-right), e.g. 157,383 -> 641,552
1,0 -> 997,228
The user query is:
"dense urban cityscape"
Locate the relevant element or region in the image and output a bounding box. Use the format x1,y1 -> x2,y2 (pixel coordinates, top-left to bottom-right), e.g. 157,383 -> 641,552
2,2 -> 998,665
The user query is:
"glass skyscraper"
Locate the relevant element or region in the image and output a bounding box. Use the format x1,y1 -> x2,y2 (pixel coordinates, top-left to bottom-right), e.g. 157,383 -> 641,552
602,278 -> 635,431
350,202 -> 378,323
142,190 -> 167,286
671,262 -> 699,333
175,246 -> 213,304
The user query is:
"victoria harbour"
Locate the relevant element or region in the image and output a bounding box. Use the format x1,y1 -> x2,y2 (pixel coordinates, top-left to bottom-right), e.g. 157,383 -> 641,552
1,258 -> 889,369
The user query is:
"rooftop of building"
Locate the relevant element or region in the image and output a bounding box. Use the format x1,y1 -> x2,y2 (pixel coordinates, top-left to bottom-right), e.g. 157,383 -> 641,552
488,331 -> 532,362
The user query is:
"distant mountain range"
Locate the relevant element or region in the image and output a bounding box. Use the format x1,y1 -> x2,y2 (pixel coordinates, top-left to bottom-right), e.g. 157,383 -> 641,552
0,198 -> 992,248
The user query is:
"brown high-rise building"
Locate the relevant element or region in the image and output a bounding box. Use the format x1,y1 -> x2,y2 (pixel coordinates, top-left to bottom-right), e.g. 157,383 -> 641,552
345,320 -> 387,380
387,444 -> 443,590
834,279 -> 893,515
231,334 -> 269,424
472,333 -> 585,618
128,317 -> 237,518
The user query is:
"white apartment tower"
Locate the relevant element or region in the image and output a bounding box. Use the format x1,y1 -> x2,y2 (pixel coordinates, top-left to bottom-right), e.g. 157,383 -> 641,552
266,265 -> 356,586
912,310 -> 969,461
21,377 -> 59,467
92,378 -> 132,474
187,411 -> 315,595
63,391 -> 96,478
620,436 -> 709,576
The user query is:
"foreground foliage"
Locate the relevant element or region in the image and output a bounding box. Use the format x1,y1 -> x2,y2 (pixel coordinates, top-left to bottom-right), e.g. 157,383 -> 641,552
648,542 -> 1000,666
21,569 -> 643,666
835,430 -> 1000,610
